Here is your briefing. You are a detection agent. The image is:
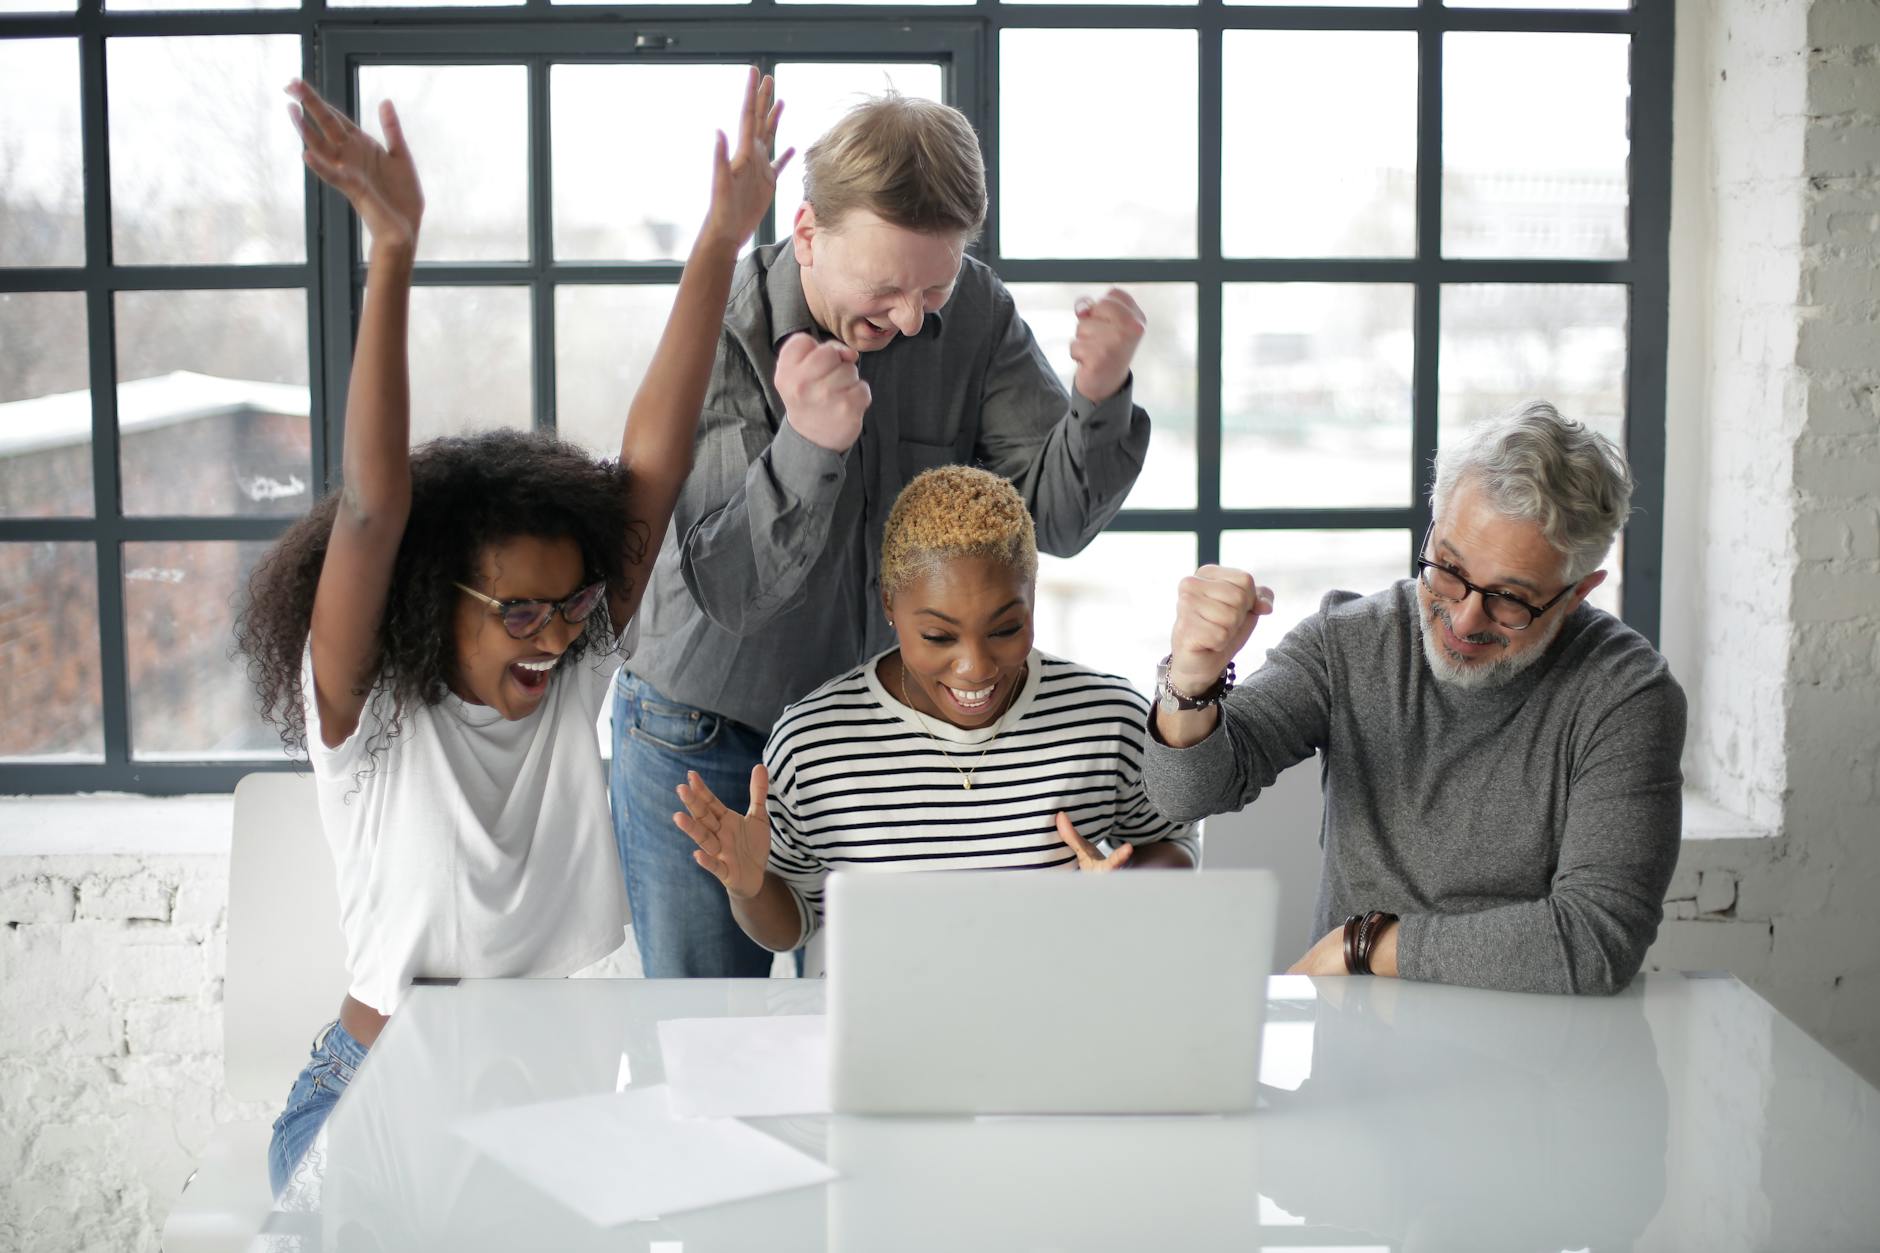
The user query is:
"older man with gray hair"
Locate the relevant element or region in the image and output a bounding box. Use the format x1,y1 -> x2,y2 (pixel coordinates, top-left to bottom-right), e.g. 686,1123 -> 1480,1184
1145,401 -> 1685,994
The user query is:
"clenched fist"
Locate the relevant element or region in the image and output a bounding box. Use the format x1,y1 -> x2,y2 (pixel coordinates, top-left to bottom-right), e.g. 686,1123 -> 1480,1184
1168,565 -> 1274,695
777,332 -> 871,453
1070,287 -> 1147,404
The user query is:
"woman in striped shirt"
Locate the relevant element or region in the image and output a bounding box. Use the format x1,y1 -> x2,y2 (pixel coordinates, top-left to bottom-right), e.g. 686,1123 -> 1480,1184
673,465 -> 1197,953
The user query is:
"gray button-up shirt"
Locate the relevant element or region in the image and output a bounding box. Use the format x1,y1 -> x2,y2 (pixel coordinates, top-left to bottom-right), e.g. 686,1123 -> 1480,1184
626,242 -> 1151,730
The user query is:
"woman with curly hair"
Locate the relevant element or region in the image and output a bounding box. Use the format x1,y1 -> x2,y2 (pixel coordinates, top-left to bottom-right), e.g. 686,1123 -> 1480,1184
237,71 -> 792,1193
672,465 -> 1198,958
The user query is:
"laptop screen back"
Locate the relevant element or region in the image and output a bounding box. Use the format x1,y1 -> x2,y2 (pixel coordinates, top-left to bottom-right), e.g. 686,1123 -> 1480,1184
825,869 -> 1279,1114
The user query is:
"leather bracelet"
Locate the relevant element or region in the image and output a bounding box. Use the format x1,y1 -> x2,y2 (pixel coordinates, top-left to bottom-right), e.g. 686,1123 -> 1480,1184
1355,910 -> 1399,976
1341,913 -> 1364,975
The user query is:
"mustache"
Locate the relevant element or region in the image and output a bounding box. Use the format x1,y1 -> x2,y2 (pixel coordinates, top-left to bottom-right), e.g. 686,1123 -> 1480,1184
1432,601 -> 1508,648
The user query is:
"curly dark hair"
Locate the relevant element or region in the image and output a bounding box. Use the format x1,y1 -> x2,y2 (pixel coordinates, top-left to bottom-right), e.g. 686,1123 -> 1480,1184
235,428 -> 646,761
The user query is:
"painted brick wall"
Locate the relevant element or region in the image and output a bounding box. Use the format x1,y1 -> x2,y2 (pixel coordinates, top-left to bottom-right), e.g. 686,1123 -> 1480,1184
1655,0 -> 1880,1086
0,853 -> 268,1253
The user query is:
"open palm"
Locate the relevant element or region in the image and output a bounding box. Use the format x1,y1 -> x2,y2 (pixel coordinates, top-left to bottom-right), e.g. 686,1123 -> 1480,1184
675,766 -> 773,900
703,67 -> 794,249
1056,812 -> 1134,873
286,79 -> 425,251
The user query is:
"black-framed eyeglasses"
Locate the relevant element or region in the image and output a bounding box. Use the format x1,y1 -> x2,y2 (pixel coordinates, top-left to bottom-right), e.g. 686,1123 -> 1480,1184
454,579 -> 607,640
1413,527 -> 1573,632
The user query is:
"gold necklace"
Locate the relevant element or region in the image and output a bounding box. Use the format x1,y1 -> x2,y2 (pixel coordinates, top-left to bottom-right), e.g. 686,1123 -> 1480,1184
898,659 -> 1022,791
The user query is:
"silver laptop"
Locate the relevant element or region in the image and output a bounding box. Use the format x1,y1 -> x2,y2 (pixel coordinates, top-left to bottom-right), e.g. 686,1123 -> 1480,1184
825,869 -> 1279,1115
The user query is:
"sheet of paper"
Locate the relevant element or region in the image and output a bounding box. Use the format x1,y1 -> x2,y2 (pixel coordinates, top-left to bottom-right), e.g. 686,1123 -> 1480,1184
658,1015 -> 831,1119
452,1084 -> 835,1226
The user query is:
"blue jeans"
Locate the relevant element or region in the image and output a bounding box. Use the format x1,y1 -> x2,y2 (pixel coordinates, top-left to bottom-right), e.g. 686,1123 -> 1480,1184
268,1018 -> 369,1196
611,671 -> 776,978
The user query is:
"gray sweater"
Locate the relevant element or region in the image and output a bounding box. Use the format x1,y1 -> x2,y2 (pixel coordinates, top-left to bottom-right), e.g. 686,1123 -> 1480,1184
1144,581 -> 1686,994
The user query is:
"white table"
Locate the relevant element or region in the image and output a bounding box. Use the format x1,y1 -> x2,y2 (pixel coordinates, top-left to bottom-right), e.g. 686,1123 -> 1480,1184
299,974 -> 1880,1252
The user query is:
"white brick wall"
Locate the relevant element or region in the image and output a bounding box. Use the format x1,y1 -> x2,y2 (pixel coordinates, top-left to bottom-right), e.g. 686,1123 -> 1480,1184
0,851 -> 270,1253
1655,0 -> 1880,1086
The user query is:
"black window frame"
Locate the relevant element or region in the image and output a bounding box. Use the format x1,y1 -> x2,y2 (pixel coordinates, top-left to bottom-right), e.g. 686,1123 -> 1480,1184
0,0 -> 1672,796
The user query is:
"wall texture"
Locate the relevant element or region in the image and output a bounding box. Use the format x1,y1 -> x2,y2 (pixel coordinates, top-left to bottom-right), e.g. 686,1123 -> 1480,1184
1656,0 -> 1880,1087
0,850 -> 263,1253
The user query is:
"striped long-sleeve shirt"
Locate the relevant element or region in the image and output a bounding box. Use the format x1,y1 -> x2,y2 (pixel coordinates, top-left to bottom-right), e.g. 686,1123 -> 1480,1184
763,649 -> 1199,946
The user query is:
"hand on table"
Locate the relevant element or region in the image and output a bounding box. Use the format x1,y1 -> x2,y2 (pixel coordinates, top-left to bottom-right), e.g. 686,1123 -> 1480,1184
674,765 -> 772,901
1055,812 -> 1134,872
702,67 -> 795,252
1287,921 -> 1399,977
285,79 -> 424,253
777,333 -> 871,453
1069,287 -> 1147,404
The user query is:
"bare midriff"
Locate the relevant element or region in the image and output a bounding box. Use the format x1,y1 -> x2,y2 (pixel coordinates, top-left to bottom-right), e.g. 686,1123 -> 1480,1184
339,994 -> 390,1049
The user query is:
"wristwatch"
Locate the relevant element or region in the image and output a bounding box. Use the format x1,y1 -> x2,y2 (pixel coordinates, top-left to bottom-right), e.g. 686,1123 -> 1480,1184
1155,655 -> 1236,713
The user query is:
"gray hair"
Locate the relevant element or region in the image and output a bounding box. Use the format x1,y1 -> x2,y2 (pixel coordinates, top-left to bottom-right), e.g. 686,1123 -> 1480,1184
1430,401 -> 1633,583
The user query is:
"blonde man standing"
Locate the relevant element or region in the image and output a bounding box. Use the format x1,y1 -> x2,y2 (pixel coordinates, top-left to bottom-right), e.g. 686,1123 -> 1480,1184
613,94 -> 1153,977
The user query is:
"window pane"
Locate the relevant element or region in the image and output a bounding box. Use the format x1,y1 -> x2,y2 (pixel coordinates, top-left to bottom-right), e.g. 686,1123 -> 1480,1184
1444,33 -> 1630,260
0,542 -> 102,761
554,284 -> 678,458
1035,532 -> 1196,698
1000,30 -> 1197,259
1224,31 -> 1415,259
1008,0 -> 1191,8
556,0 -> 740,8
108,36 -> 304,266
1451,0 -> 1626,8
0,0 -> 76,11
408,286 -> 532,444
1222,284 -> 1414,510
552,64 -> 749,263
334,0 -> 516,9
1219,529 -> 1406,660
0,40 -> 83,266
1229,0 -> 1412,6
0,292 -> 92,518
1006,282 -> 1196,509
1438,283 -> 1626,450
1440,283 -> 1628,615
125,541 -> 278,760
359,65 -> 528,263
779,0 -> 959,7
109,0 -> 294,11
114,290 -> 311,517
772,62 -> 946,226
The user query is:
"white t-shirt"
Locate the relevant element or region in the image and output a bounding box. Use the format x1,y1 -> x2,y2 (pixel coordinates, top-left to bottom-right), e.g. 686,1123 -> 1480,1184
764,649 -> 1199,947
302,626 -> 632,1015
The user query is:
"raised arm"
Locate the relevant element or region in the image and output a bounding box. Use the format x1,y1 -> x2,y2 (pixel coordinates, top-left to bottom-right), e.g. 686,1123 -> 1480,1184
606,67 -> 794,636
660,333 -> 869,637
975,285 -> 1151,557
288,81 -> 423,749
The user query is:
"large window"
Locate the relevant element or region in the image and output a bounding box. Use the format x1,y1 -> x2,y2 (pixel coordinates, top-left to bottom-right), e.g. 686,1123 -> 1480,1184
0,0 -> 1670,793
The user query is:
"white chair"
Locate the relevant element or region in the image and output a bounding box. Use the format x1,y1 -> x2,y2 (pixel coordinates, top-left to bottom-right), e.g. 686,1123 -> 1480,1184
162,771 -> 348,1252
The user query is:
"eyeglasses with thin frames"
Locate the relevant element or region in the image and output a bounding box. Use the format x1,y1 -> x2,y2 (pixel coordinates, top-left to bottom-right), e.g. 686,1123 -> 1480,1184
1413,526 -> 1574,631
454,580 -> 607,640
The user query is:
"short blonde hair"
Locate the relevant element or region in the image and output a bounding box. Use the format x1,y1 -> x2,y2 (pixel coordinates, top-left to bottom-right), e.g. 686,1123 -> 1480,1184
880,466 -> 1037,598
802,94 -> 987,237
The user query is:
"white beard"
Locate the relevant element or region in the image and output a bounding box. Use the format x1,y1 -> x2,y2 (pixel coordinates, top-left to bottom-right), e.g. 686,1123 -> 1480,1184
1417,596 -> 1564,691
